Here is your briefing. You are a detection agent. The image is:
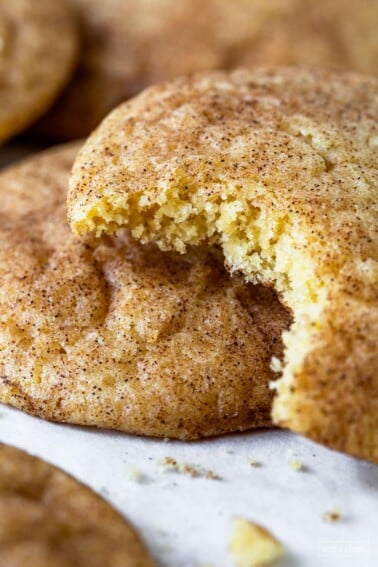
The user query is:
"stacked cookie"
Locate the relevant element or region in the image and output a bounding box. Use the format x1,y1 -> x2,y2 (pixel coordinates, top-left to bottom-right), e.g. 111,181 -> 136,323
2,0 -> 378,144
0,0 -> 377,564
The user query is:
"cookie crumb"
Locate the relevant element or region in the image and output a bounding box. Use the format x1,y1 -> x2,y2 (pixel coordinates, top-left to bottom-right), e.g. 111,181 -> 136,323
288,458 -> 303,471
160,456 -> 178,471
323,510 -> 341,523
181,463 -> 199,477
249,458 -> 260,468
160,457 -> 220,480
126,466 -> 143,482
231,518 -> 284,566
206,470 -> 221,480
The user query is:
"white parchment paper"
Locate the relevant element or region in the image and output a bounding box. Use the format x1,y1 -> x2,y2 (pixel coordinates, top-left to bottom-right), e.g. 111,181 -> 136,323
0,405 -> 377,567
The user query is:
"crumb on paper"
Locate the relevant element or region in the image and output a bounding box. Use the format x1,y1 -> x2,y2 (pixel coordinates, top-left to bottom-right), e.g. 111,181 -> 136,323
206,470 -> 220,480
230,518 -> 285,566
126,466 -> 143,482
288,458 -> 303,471
323,510 -> 341,523
160,456 -> 221,480
181,463 -> 199,477
249,458 -> 261,468
161,456 -> 178,470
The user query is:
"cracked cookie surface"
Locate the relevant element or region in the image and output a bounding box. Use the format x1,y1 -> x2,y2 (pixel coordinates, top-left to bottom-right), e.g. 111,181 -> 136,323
0,442 -> 153,567
0,144 -> 290,439
69,67 -> 378,462
0,0 -> 78,143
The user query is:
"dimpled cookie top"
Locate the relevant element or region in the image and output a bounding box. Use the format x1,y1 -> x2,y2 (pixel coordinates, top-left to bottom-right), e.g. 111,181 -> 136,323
69,67 -> 378,462
37,0 -> 378,140
0,443 -> 153,567
0,0 -> 77,142
0,144 -> 291,440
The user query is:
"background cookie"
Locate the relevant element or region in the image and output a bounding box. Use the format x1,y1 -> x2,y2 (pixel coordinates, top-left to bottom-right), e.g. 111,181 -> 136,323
36,0 -> 378,140
0,144 -> 290,440
0,442 -> 153,567
0,0 -> 78,143
69,68 -> 378,462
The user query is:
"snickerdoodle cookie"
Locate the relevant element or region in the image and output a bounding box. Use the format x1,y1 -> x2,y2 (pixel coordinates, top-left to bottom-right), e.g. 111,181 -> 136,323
68,67 -> 378,462
37,0 -> 378,140
0,144 -> 290,439
0,442 -> 153,567
0,0 -> 78,143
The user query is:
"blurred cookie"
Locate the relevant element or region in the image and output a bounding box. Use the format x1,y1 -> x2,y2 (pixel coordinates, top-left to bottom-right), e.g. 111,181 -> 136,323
0,144 -> 290,440
0,0 -> 78,143
0,442 -> 153,567
36,0 -> 378,140
68,67 -> 378,462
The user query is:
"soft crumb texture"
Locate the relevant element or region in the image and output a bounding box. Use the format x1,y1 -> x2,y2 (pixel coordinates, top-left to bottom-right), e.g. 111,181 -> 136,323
231,518 -> 284,567
0,443 -> 153,567
36,0 -> 378,140
69,67 -> 378,463
0,145 -> 290,440
0,0 -> 77,143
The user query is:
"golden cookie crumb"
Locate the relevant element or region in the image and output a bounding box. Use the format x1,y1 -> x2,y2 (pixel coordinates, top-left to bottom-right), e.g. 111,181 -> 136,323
160,457 -> 220,480
160,457 -> 179,471
323,510 -> 341,523
288,458 -> 303,471
231,518 -> 285,566
126,466 -> 143,482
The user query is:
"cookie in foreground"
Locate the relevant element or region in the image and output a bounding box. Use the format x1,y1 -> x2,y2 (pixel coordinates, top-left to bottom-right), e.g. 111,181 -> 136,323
0,0 -> 78,143
0,442 -> 153,567
0,144 -> 290,439
69,67 -> 378,462
36,0 -> 378,140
